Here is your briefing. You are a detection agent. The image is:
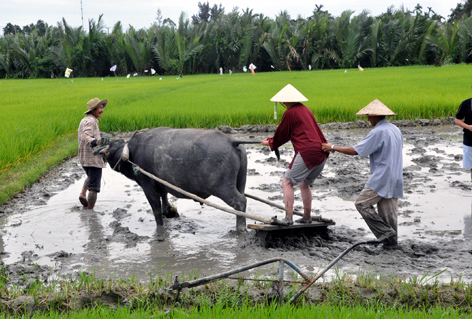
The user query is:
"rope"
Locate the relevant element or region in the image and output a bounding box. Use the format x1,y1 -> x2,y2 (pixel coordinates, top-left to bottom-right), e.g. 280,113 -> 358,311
112,157 -> 122,171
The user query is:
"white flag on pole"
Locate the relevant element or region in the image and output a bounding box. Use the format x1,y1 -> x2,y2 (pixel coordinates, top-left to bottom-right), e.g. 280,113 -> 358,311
65,68 -> 73,78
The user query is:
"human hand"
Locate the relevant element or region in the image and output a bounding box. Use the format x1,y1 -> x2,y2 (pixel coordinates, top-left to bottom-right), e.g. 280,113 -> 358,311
97,136 -> 110,146
261,138 -> 270,146
321,143 -> 332,153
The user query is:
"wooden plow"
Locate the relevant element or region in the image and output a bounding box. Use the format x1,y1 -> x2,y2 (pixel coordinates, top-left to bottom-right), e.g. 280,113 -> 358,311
126,160 -> 335,230
168,239 -> 382,305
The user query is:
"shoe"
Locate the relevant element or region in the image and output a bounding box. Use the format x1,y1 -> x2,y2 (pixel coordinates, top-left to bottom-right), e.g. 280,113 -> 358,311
79,196 -> 88,207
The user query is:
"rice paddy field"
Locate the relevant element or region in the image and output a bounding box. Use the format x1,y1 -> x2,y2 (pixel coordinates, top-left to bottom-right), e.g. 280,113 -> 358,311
1,64 -> 472,318
1,64 -> 471,204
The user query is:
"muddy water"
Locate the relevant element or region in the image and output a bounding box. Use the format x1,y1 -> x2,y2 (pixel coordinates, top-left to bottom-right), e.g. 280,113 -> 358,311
1,125 -> 471,284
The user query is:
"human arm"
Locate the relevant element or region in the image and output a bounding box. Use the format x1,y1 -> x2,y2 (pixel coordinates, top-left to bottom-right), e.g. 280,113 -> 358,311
455,118 -> 472,132
321,143 -> 357,155
260,115 -> 291,150
79,120 -> 97,147
79,118 -> 106,147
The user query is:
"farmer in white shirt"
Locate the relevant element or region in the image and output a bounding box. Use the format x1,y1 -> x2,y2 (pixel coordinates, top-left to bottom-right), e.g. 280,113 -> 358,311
322,100 -> 403,248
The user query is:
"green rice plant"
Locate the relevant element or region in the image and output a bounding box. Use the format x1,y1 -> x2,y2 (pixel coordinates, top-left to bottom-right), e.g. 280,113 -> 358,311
1,65 -> 472,205
356,269 -> 379,290
1,268 -> 472,318
8,301 -> 465,319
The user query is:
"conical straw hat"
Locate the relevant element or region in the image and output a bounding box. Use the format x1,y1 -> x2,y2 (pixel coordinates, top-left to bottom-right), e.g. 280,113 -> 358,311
270,84 -> 308,102
356,99 -> 397,116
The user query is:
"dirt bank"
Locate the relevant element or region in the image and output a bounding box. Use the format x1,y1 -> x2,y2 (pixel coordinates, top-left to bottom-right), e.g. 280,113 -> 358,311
0,122 -> 471,287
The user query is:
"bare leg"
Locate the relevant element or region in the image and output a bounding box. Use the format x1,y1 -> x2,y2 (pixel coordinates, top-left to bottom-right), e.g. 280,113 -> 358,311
87,191 -> 97,210
282,177 -> 294,224
299,181 -> 312,223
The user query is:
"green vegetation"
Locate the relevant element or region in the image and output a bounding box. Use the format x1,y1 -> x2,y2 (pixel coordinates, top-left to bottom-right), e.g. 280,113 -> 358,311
0,268 -> 470,318
3,303 -> 465,318
1,4 -> 471,79
1,65 -> 471,204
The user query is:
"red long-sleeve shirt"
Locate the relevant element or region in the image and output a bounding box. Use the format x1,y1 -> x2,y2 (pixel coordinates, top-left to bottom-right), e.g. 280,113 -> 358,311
268,103 -> 327,169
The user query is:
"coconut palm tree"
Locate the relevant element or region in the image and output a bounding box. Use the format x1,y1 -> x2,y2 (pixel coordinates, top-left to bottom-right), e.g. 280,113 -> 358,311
121,26 -> 151,74
85,14 -> 109,76
457,17 -> 472,63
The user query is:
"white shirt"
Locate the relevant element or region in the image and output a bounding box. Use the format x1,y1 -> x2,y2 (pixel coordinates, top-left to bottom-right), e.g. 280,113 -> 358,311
354,119 -> 403,198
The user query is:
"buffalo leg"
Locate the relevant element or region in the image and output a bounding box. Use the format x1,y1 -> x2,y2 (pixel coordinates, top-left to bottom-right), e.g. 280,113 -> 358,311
217,188 -> 247,232
236,215 -> 246,232
161,192 -> 179,218
140,184 -> 164,225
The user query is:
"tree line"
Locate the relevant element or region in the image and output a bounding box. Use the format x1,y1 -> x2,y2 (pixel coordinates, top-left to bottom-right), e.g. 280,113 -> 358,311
1,2 -> 472,79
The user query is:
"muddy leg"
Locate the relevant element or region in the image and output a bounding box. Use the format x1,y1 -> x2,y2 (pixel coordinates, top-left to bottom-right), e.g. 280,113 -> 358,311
138,182 -> 165,226
79,178 -> 89,207
161,192 -> 179,218
87,190 -> 97,210
232,195 -> 247,233
215,187 -> 247,232
146,196 -> 164,226
236,215 -> 246,232
282,177 -> 294,224
299,181 -> 312,223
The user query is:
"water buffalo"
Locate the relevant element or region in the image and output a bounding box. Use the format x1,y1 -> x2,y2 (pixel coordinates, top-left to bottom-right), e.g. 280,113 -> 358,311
97,127 -> 252,231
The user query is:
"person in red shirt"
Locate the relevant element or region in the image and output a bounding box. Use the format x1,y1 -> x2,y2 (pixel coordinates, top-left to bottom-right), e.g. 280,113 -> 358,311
261,84 -> 328,225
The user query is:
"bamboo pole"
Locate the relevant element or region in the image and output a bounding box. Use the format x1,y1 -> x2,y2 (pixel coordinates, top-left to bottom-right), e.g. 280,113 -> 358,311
132,164 -> 274,224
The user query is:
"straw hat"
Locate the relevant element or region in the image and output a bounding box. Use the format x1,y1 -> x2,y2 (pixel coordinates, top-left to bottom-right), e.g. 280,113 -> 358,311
85,98 -> 108,114
270,84 -> 308,102
356,99 -> 397,116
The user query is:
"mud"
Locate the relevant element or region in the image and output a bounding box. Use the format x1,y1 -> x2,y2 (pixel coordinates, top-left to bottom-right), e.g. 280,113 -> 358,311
1,123 -> 472,287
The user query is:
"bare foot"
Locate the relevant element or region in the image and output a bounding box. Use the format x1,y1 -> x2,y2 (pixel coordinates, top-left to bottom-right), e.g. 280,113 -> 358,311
282,217 -> 294,226
296,218 -> 312,224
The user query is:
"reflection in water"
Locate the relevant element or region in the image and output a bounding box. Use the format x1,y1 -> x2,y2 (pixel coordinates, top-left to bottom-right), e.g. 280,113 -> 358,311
80,211 -> 109,261
466,200 -> 472,238
0,218 -> 4,257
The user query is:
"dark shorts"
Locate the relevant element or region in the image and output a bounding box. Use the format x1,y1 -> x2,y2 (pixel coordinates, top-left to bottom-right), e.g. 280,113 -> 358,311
82,166 -> 102,192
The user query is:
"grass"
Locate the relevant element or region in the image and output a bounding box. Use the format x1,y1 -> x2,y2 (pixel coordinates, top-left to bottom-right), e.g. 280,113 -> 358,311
5,303 -> 464,318
0,268 -> 470,318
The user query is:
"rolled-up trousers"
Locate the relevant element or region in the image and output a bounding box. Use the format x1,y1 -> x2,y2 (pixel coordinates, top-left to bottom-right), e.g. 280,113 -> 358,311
354,188 -> 398,243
